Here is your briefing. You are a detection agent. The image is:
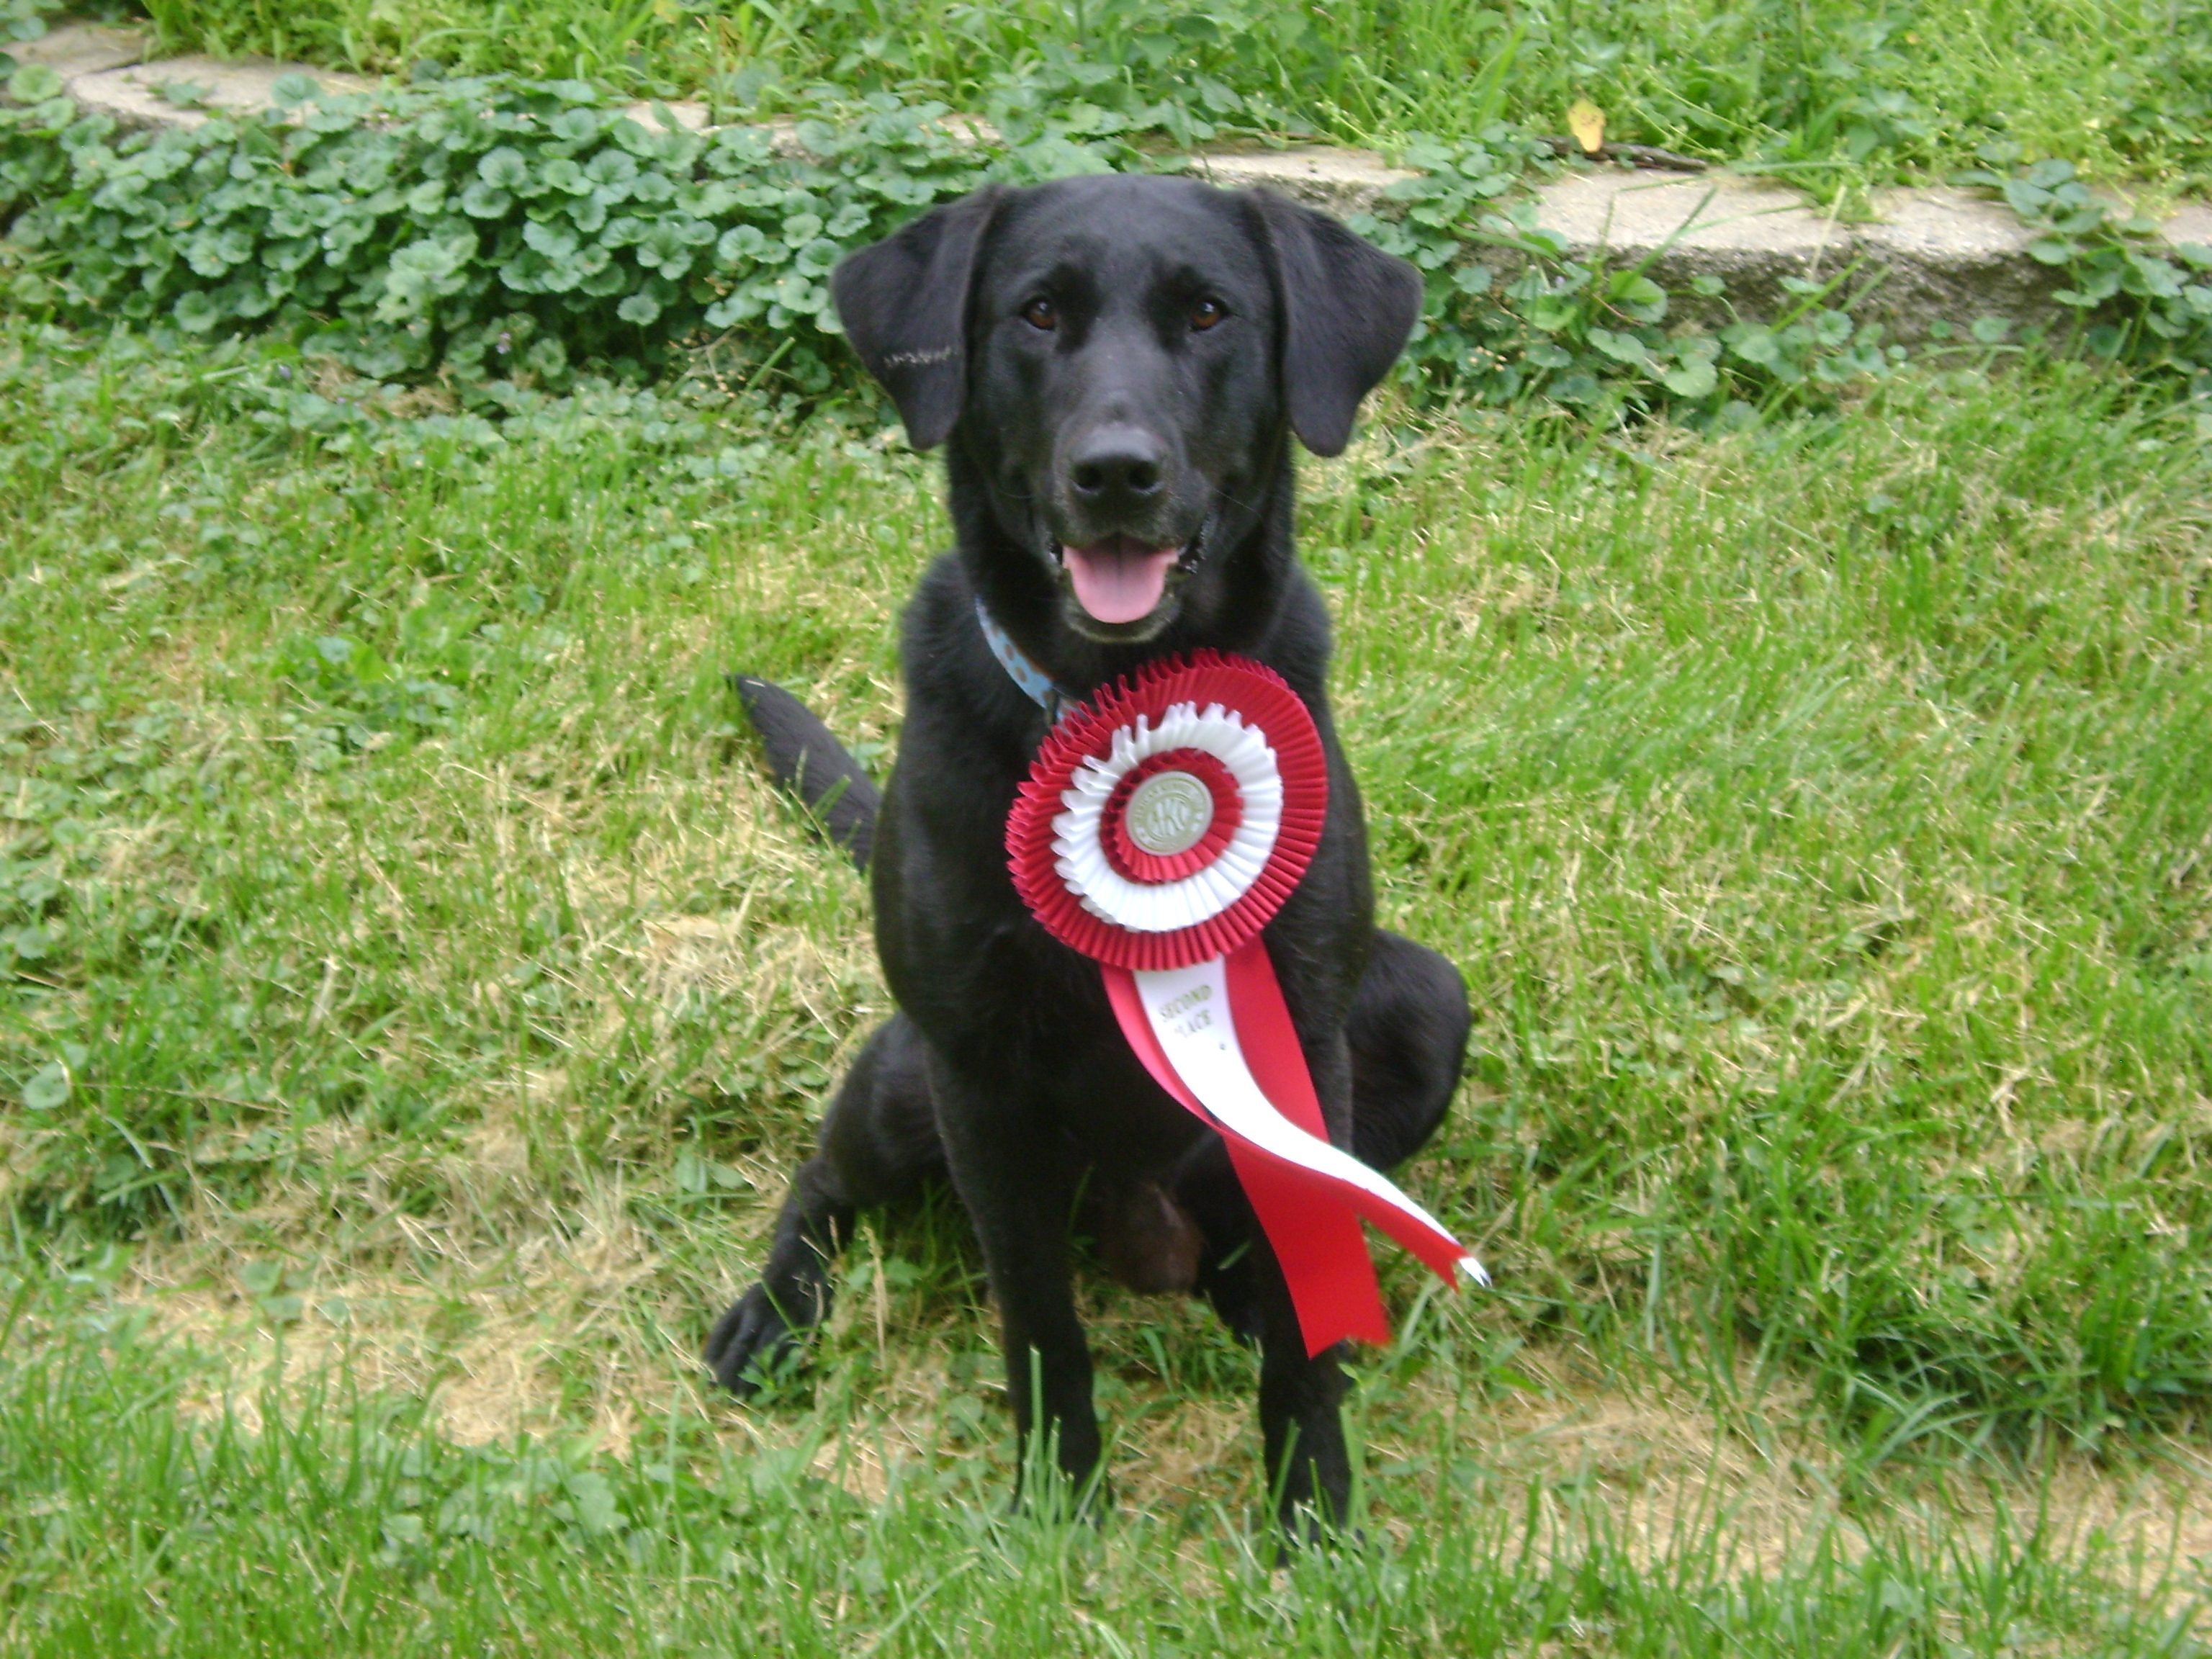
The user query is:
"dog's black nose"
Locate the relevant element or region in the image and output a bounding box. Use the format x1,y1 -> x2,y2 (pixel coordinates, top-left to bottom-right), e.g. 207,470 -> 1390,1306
1069,428 -> 1166,503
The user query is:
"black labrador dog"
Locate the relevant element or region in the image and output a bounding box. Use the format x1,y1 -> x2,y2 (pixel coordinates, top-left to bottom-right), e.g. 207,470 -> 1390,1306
706,174 -> 1473,1537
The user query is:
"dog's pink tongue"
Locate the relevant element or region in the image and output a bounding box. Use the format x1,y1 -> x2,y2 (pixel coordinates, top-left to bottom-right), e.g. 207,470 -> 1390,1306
1061,539 -> 1179,624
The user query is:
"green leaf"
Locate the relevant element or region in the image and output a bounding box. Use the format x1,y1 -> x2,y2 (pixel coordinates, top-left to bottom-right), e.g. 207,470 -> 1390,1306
270,73 -> 321,108
610,117 -> 661,158
1660,359 -> 1718,397
637,222 -> 691,271
523,220 -> 578,261
1969,315 -> 2013,345
2126,253 -> 2184,300
703,292 -> 760,328
2073,267 -> 2121,303
766,271 -> 821,314
22,1062 -> 70,1110
523,335 -> 569,379
7,63 -> 62,102
1586,328 -> 1648,364
1727,328 -> 1780,367
266,237 -> 316,272
539,157 -> 588,195
477,147 -> 530,192
584,149 -> 638,189
173,290 -> 223,333
616,292 -> 661,325
567,1472 -> 624,1537
459,181 -> 512,219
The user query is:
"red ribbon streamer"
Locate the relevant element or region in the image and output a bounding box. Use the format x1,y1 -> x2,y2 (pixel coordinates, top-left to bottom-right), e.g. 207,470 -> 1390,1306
1107,938 -> 1395,1357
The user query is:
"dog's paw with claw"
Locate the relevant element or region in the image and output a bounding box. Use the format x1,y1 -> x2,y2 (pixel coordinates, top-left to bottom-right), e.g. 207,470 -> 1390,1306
704,1284 -> 809,1398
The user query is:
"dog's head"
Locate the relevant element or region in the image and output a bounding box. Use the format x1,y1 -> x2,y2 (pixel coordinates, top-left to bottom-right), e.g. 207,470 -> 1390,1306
832,175 -> 1421,645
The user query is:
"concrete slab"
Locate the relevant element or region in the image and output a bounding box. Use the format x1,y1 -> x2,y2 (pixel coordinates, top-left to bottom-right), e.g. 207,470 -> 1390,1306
2164,204 -> 2212,251
6,18 -> 146,80
1859,186 -> 2041,261
1194,145 -> 1413,217
69,55 -> 374,130
618,105 -> 1000,165
25,32 -> 2212,339
619,99 -> 712,135
1535,171 -> 1842,259
1854,186 -> 2064,333
1522,171 -> 1856,330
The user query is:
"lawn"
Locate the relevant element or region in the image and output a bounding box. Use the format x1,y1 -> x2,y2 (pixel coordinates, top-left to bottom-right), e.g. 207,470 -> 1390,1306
0,308 -> 2208,1651
127,0 -> 2212,187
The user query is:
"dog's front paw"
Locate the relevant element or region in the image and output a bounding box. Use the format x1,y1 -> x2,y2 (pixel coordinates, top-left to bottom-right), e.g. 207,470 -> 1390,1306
1273,1506 -> 1367,1562
703,1284 -> 807,1398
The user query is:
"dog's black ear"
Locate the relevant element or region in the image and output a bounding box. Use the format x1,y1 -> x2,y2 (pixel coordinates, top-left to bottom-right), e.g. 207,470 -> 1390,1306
830,186 -> 1006,451
1251,191 -> 1424,457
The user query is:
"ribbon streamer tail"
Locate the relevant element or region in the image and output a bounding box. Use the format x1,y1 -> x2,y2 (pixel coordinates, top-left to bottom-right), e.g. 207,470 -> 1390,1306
1105,965 -> 1386,1352
1105,943 -> 1485,1355
1221,938 -> 1485,1285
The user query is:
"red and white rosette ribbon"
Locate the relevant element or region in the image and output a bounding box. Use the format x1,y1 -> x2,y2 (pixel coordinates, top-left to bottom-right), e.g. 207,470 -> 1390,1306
1008,652 -> 1483,1356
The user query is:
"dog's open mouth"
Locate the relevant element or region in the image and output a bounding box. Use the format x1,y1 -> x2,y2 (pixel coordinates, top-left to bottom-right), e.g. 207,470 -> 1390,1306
1058,535 -> 1188,626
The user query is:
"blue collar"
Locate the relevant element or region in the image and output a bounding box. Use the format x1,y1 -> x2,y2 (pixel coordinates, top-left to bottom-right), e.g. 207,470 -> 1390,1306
975,598 -> 1076,724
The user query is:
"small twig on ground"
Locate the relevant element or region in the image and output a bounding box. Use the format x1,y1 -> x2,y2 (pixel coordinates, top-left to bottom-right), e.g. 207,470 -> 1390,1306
1538,136 -> 1709,172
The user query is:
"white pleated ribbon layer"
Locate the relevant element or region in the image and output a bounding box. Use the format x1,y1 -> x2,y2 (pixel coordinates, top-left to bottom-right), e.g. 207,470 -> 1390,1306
1050,701 -> 1282,934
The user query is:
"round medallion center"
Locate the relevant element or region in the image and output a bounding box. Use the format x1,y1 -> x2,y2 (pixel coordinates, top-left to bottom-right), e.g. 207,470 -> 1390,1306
1123,770 -> 1215,856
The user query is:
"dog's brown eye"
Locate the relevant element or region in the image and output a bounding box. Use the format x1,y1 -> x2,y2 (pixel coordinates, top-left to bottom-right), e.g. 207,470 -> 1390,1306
1190,298 -> 1227,331
1022,297 -> 1058,331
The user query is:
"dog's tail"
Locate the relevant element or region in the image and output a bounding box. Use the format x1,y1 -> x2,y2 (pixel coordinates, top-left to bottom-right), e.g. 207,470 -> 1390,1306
729,675 -> 879,873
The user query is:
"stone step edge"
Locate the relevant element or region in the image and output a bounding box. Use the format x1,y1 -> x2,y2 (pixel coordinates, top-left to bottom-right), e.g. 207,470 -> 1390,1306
13,19 -> 2211,340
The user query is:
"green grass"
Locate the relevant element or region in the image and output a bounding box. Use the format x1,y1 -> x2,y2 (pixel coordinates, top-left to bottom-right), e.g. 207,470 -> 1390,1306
5,1296 -> 2208,1656
1,321 -> 2211,1650
129,0 -> 2212,186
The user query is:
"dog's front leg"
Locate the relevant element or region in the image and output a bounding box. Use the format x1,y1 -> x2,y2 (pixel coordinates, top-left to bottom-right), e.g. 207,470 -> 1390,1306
1258,1287 -> 1353,1542
1259,1018 -> 1359,1542
927,1054 -> 1103,1509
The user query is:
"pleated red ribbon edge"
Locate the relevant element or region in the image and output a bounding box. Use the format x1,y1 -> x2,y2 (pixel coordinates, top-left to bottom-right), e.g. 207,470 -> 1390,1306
1104,937 -> 1470,1357
1007,653 -> 1328,973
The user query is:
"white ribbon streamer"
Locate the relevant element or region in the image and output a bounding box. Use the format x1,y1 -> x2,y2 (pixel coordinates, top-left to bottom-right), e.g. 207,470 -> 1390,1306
1133,958 -> 1488,1285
